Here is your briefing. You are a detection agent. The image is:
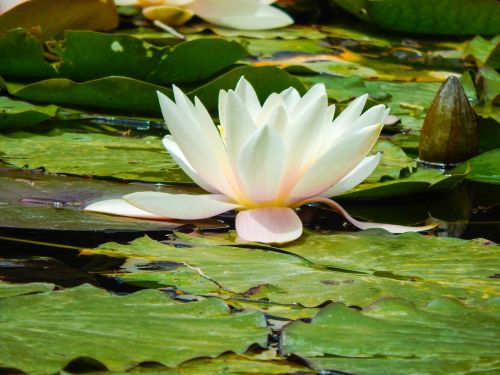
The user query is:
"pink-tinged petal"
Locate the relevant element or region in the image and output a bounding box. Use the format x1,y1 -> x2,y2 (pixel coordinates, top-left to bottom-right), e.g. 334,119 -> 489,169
157,91 -> 234,198
289,123 -> 383,203
123,192 -> 242,220
235,207 -> 303,243
235,76 -> 261,118
84,199 -> 163,220
237,125 -> 285,202
190,0 -> 293,30
321,153 -> 381,197
162,136 -> 219,193
299,197 -> 438,234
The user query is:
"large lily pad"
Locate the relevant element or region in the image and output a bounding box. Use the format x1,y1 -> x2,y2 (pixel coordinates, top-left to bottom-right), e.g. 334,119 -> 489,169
282,297 -> 500,374
0,280 -> 54,299
0,124 -> 189,183
0,284 -> 268,374
284,230 -> 500,299
0,29 -> 247,85
85,235 -> 496,308
3,66 -> 305,114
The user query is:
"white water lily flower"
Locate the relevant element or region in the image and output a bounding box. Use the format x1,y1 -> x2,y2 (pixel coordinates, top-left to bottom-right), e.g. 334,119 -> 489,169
85,77 -> 436,243
115,0 -> 293,30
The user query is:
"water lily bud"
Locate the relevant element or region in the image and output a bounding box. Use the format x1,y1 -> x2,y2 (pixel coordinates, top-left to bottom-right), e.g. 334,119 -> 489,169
418,76 -> 478,166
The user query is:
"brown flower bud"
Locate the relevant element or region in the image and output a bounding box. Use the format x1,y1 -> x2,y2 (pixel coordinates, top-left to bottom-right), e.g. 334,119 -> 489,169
418,76 -> 478,166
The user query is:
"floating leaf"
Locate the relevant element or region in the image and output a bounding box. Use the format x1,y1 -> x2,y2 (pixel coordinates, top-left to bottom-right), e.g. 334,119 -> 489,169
0,280 -> 54,299
284,230 -> 500,299
0,96 -> 58,129
0,125 -> 190,183
86,235 -> 494,308
0,0 -> 118,40
0,284 -> 268,374
0,29 -> 247,84
3,66 -> 305,113
332,0 -> 500,35
466,148 -> 500,184
338,164 -> 468,199
282,297 -> 500,374
463,35 -> 500,69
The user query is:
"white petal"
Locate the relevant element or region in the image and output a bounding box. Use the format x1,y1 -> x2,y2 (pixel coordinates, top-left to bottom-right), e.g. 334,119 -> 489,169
84,199 -> 163,220
279,87 -> 301,111
256,93 -> 284,127
321,94 -> 368,152
190,0 -> 293,30
224,90 -> 256,165
263,103 -> 288,134
162,136 -> 219,193
157,91 -> 234,197
235,76 -> 261,118
218,89 -> 228,126
289,123 -> 383,203
124,192 -> 241,220
351,104 -> 387,131
0,0 -> 28,13
235,207 -> 302,243
282,87 -> 328,175
321,153 -> 381,197
237,125 -> 285,202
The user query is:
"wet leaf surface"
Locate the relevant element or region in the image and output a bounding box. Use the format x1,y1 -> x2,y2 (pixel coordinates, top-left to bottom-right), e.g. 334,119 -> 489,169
0,284 -> 269,374
282,297 -> 500,374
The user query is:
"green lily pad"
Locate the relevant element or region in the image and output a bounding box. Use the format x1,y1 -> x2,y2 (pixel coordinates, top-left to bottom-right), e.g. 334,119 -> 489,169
463,35 -> 500,69
282,297 -> 500,374
3,66 -> 305,114
0,284 -> 268,374
300,75 -> 390,102
4,76 -> 173,113
284,230 -> 500,299
0,280 -> 55,299
0,96 -> 58,129
0,124 -> 190,183
339,164 -> 468,199
366,139 -> 416,182
333,0 -> 500,35
183,24 -> 326,40
87,235 -> 495,308
0,29 -> 247,85
466,148 -> 500,184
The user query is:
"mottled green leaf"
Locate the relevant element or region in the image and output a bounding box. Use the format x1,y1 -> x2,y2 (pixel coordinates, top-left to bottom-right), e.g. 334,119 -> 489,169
0,125 -> 190,183
87,235 -> 495,308
0,284 -> 268,374
282,298 -> 500,374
